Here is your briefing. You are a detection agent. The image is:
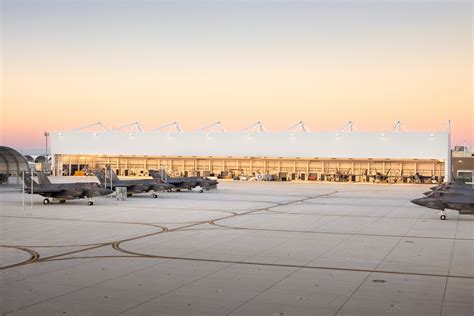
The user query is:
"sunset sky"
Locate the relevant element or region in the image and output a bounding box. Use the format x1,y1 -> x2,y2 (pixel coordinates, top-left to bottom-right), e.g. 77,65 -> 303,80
1,0 -> 472,153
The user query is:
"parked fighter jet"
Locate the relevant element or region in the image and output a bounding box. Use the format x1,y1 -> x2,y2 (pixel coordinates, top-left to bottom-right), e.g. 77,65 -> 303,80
410,172 -> 435,184
148,170 -> 218,193
333,169 -> 351,182
23,172 -> 113,205
93,169 -> 173,198
373,169 -> 391,183
411,182 -> 474,220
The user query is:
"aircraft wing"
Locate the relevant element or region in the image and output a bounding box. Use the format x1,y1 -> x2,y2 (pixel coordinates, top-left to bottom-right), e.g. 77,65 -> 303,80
126,184 -> 150,192
26,187 -> 68,194
27,188 -> 86,199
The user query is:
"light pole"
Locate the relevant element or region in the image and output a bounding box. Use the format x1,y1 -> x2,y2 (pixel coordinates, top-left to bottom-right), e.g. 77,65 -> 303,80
44,132 -> 49,161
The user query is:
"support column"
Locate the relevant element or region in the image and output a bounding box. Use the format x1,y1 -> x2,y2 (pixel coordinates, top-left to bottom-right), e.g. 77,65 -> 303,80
445,120 -> 452,182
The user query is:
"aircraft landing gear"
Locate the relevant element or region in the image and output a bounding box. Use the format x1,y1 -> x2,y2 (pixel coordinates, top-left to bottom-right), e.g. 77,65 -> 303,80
199,189 -> 204,193
152,193 -> 158,198
88,198 -> 94,206
440,210 -> 447,220
59,200 -> 66,204
176,189 -> 181,192
43,198 -> 50,205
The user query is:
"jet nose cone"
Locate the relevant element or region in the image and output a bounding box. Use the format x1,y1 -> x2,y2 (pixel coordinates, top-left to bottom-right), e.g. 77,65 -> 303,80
411,196 -> 445,210
411,197 -> 426,207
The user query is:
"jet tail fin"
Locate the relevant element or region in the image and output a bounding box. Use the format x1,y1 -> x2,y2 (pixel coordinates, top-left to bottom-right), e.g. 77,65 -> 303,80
106,168 -> 120,182
91,170 -> 106,184
23,173 -> 39,188
160,169 -> 170,180
36,171 -> 51,185
149,170 -> 160,179
149,169 -> 169,181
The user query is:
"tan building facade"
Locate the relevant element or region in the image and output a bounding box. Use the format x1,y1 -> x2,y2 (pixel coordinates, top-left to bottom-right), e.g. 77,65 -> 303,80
55,154 -> 445,183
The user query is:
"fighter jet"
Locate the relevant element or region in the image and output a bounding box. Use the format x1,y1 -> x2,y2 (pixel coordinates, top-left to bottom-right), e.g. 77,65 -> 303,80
149,169 -> 218,193
333,168 -> 351,182
411,182 -> 474,220
23,172 -> 113,205
93,169 -> 173,198
372,169 -> 391,183
410,172 -> 435,184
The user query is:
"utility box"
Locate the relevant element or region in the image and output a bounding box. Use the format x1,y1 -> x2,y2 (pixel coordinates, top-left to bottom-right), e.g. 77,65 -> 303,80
115,187 -> 127,201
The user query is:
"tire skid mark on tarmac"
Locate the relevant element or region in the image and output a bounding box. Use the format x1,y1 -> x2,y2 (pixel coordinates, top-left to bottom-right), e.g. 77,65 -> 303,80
6,190 -> 473,281
0,225 -> 168,268
0,191 -> 333,269
0,245 -> 40,270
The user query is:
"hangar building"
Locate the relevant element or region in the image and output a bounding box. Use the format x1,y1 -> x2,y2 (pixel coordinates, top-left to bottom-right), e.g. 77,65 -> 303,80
50,121 -> 451,183
0,146 -> 30,183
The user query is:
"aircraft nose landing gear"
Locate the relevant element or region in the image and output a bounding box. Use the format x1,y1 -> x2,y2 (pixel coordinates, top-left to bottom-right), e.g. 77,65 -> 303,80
440,210 -> 447,220
87,197 -> 94,206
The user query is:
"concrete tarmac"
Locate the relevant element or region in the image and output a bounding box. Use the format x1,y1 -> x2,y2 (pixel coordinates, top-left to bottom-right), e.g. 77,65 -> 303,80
1,181 -> 473,315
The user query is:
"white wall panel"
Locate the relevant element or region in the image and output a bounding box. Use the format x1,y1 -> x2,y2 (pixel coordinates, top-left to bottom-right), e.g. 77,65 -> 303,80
51,131 -> 449,160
